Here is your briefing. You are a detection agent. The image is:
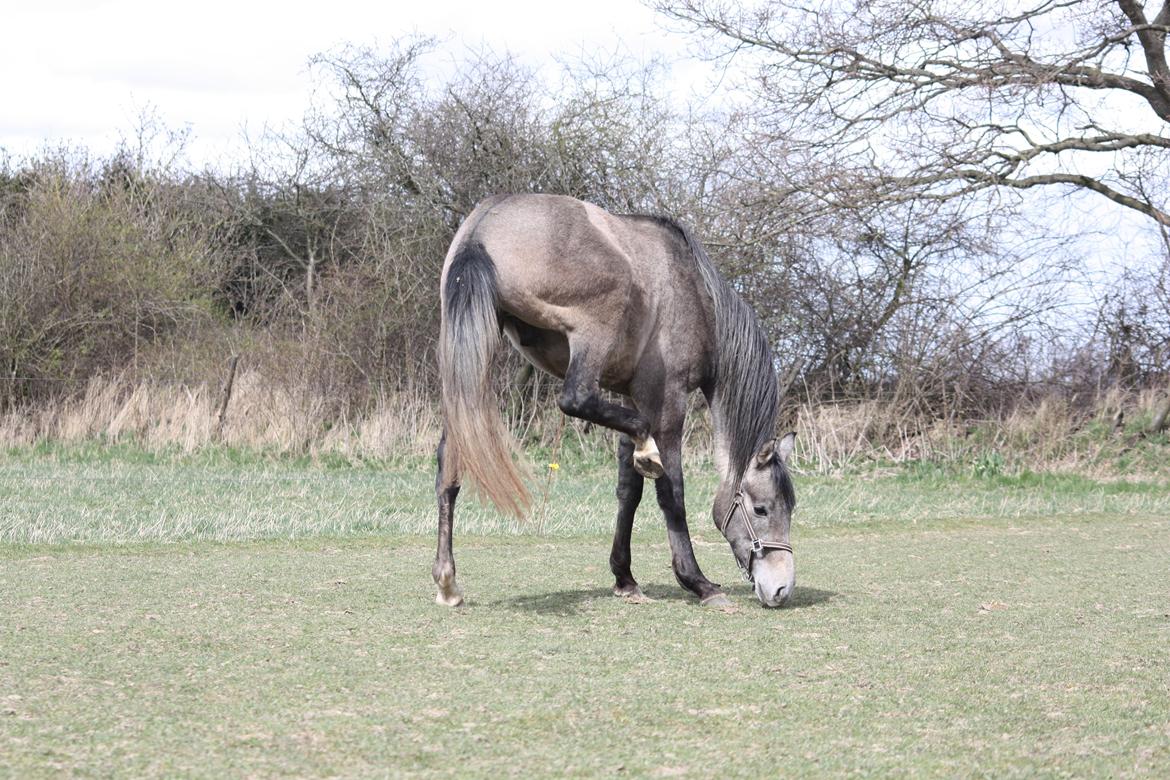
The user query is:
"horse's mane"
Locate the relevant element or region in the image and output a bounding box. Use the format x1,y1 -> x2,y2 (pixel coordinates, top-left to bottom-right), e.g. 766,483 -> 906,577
631,214 -> 781,487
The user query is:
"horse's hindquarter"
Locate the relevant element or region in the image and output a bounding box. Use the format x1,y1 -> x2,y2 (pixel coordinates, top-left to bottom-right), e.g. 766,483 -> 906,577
470,195 -> 714,394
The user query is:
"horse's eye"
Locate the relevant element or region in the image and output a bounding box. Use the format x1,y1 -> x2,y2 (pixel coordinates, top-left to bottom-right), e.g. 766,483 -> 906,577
753,505 -> 768,517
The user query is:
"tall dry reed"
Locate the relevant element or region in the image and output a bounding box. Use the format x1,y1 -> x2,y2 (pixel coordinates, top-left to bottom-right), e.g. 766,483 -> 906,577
1,375 -> 1165,477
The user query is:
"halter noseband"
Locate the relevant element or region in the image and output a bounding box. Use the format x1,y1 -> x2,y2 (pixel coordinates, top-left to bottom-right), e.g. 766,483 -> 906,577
717,490 -> 793,583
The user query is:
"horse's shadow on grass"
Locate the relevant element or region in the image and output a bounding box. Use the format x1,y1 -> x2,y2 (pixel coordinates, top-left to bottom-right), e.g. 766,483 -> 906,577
493,584 -> 839,616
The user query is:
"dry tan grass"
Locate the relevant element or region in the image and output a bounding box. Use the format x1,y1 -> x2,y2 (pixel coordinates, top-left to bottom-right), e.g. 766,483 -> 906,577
320,389 -> 441,458
792,400 -> 962,472
1,375 -> 1166,476
0,373 -> 442,458
791,388 -> 1168,476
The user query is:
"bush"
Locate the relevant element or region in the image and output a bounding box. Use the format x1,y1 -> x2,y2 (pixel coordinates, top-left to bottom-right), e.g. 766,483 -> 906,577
0,151 -> 224,407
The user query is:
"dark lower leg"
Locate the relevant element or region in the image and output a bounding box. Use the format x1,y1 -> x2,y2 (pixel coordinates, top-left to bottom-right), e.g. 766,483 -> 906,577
654,441 -> 723,602
433,432 -> 463,606
610,434 -> 644,596
559,387 -> 651,442
559,355 -> 663,479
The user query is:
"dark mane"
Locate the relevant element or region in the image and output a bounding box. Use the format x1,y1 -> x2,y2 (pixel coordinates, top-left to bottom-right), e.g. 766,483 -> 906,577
634,215 -> 781,486
770,458 -> 797,512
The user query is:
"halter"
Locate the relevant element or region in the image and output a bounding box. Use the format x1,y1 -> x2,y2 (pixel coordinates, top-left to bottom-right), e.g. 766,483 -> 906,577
717,490 -> 793,583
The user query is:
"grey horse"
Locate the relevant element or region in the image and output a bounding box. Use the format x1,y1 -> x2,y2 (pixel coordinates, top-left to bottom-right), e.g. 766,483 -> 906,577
434,193 -> 797,608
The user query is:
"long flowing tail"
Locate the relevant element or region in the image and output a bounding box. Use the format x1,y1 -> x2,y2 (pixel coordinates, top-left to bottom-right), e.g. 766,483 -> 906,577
439,241 -> 531,517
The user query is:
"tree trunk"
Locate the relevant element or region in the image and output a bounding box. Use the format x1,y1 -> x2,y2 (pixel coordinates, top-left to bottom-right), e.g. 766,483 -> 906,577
306,246 -> 317,317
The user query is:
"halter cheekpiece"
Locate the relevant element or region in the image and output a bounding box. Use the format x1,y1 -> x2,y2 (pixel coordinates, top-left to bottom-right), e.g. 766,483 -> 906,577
718,490 -> 793,582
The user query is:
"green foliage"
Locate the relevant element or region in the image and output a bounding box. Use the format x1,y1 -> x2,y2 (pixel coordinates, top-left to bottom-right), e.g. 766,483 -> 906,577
971,449 -> 1005,479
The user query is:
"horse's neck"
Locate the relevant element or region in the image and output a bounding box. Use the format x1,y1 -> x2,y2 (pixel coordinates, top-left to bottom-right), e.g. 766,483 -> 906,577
709,401 -> 736,486
709,416 -> 739,524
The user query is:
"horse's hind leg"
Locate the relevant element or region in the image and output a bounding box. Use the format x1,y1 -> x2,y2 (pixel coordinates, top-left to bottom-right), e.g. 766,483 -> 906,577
610,433 -> 646,599
433,430 -> 464,606
557,347 -> 664,478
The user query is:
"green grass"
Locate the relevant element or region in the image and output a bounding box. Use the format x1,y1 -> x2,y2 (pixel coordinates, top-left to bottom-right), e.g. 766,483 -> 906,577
1,445 -> 1168,777
2,444 -> 1168,544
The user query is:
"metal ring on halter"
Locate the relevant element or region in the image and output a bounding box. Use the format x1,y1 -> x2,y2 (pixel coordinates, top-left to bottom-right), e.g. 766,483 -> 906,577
718,490 -> 793,583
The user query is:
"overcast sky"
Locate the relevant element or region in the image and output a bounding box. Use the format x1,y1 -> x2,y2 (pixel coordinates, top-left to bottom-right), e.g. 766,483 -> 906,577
1,0 -> 693,166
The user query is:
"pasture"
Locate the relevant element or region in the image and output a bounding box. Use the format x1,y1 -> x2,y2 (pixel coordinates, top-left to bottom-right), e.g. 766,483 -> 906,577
1,445 -> 1168,777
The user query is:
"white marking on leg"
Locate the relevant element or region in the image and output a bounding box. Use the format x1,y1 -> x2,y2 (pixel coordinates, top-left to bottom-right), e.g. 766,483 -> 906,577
435,574 -> 464,607
632,435 -> 664,479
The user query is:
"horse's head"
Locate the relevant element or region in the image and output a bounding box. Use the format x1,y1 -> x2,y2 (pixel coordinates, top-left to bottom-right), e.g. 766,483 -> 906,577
715,432 -> 797,607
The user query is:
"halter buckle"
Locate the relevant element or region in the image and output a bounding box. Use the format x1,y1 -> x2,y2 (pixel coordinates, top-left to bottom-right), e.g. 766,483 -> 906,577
749,538 -> 765,554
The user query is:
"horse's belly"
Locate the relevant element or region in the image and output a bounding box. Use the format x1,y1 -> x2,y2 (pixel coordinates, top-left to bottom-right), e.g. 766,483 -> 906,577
500,317 -> 638,395
501,318 -> 570,379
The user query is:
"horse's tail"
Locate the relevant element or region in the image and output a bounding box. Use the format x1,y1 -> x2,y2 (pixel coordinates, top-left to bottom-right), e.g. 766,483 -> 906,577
439,241 -> 531,517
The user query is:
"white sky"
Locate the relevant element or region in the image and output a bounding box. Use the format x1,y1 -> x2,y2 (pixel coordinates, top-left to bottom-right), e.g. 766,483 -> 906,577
1,0 -> 692,166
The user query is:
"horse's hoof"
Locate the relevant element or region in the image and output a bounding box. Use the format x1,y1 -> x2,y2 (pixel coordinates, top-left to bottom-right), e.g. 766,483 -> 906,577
633,455 -> 664,479
435,578 -> 464,607
633,452 -> 665,479
614,584 -> 652,603
633,437 -> 665,479
700,592 -> 734,609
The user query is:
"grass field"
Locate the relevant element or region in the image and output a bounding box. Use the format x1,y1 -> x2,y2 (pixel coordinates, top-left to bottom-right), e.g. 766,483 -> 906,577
2,445 -> 1168,777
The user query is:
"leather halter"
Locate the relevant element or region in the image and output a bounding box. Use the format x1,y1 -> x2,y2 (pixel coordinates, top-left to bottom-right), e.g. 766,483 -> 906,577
717,490 -> 793,583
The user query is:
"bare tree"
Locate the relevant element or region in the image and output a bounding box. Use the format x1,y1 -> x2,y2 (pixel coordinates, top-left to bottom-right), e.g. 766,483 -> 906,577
205,41 -> 699,398
655,0 -> 1170,227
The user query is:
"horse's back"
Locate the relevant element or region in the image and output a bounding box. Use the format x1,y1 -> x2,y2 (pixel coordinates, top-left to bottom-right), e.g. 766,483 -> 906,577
453,194 -> 698,313
475,195 -> 630,304
445,194 -> 714,391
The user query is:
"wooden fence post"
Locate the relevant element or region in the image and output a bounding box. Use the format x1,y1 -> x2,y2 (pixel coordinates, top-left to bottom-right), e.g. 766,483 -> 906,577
214,355 -> 240,442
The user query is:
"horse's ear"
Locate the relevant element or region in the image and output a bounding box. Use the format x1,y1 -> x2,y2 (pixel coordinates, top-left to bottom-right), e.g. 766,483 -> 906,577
776,431 -> 796,464
756,432 -> 797,467
755,439 -> 776,467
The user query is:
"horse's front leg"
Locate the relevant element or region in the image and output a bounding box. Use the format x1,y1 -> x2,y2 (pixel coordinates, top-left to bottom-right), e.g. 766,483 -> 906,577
558,347 -> 664,479
653,427 -> 729,606
433,431 -> 464,606
610,434 -> 646,598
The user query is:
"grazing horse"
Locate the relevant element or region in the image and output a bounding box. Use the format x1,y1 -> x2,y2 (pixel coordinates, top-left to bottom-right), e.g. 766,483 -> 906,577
434,194 -> 797,608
